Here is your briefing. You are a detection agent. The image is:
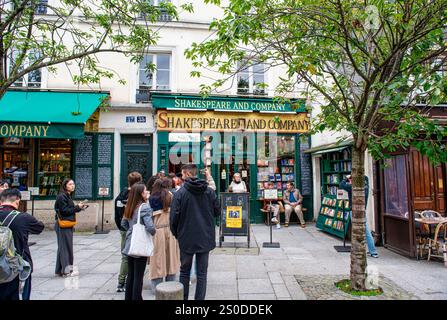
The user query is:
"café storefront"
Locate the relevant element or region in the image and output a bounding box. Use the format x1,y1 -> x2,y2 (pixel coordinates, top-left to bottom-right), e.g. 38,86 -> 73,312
0,89 -> 113,229
153,93 -> 313,223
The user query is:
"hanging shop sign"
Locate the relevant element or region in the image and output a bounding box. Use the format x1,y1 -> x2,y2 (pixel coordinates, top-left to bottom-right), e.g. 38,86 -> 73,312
152,94 -> 306,113
157,110 -> 310,133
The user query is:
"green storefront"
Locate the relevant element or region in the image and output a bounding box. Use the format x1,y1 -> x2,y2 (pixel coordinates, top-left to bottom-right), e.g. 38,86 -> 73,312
153,93 -> 314,224
0,89 -> 113,201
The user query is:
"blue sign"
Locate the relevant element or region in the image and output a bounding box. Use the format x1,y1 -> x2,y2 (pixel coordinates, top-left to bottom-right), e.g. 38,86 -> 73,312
137,116 -> 146,123
126,116 -> 135,123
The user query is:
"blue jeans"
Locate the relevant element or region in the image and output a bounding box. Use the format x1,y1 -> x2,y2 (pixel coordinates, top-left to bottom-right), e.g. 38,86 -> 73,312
350,212 -> 377,255
22,275 -> 31,300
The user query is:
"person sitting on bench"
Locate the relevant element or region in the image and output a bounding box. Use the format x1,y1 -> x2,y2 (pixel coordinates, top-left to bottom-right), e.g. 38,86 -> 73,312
283,182 -> 305,228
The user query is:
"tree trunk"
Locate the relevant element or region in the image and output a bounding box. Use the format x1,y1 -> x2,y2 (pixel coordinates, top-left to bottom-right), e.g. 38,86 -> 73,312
350,146 -> 367,291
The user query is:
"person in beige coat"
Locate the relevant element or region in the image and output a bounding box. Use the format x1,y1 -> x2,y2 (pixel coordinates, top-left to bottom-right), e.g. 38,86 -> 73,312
148,178 -> 180,289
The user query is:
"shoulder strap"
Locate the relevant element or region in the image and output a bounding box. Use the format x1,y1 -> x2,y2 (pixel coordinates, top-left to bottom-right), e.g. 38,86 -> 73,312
1,210 -> 20,228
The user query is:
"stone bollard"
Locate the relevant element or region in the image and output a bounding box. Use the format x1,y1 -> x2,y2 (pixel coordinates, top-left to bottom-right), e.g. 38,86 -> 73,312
155,281 -> 184,300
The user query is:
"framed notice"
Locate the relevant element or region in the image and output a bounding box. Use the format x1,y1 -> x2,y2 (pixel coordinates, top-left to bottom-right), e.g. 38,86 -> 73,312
219,192 -> 250,248
98,188 -> 110,197
263,189 -> 278,200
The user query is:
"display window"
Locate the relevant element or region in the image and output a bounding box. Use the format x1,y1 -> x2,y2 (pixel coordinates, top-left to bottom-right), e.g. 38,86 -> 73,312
1,138 -> 31,191
38,139 -> 72,196
383,155 -> 409,218
257,134 -> 295,199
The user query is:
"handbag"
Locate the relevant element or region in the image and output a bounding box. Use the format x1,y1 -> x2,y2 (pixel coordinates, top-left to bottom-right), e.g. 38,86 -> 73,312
128,204 -> 154,257
56,210 -> 77,229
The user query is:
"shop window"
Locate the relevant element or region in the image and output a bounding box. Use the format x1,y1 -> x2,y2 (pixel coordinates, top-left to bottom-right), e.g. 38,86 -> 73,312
136,53 -> 171,102
1,138 -> 31,191
384,155 -> 409,219
257,135 -> 295,199
38,139 -> 72,196
237,61 -> 266,95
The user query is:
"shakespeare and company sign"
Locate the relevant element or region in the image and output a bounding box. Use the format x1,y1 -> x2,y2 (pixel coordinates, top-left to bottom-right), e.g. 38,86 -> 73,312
157,110 -> 310,133
0,122 -> 85,139
152,94 -> 306,113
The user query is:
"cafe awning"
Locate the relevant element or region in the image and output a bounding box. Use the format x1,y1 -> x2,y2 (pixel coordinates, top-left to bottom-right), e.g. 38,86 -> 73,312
0,90 -> 109,139
304,139 -> 353,155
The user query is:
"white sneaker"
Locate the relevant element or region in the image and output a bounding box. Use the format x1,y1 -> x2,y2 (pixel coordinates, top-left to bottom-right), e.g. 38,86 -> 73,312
271,217 -> 278,224
276,224 -> 281,229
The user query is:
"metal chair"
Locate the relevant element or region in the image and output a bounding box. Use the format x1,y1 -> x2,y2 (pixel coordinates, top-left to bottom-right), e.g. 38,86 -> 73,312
427,221 -> 447,266
414,211 -> 428,260
421,210 -> 442,218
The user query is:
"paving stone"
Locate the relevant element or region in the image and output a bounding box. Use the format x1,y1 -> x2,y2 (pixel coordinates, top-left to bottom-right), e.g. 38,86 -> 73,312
268,272 -> 284,284
239,294 -> 276,300
54,288 -> 98,300
272,284 -> 290,298
238,279 -> 274,295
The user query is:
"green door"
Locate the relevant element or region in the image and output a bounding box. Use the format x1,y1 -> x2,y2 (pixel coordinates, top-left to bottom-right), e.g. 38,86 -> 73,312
120,135 -> 152,191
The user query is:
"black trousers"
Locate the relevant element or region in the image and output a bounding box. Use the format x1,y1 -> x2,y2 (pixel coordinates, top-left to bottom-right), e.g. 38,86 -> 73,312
125,256 -> 147,300
179,251 -> 210,300
55,222 -> 74,275
0,275 -> 20,300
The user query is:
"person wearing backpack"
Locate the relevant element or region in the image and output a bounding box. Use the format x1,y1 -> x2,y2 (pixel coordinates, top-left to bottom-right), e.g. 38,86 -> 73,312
121,182 -> 156,300
54,179 -> 88,278
114,171 -> 143,293
0,189 -> 44,300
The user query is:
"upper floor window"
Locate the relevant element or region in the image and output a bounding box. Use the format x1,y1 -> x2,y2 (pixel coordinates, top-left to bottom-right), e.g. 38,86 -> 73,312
136,53 -> 171,103
10,49 -> 42,88
237,61 -> 266,95
140,0 -> 172,22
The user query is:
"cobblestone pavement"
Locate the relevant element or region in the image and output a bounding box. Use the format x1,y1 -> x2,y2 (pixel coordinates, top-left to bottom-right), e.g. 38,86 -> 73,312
28,223 -> 447,300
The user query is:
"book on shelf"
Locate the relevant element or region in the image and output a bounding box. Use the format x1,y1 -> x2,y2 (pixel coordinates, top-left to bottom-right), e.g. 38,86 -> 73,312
276,182 -> 282,189
257,190 -> 263,198
263,182 -> 270,189
257,183 -> 264,190
277,190 -> 283,198
275,174 -> 281,181
269,174 -> 275,182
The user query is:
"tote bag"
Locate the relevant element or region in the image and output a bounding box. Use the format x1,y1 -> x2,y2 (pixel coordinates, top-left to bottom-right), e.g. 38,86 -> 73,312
128,204 -> 154,257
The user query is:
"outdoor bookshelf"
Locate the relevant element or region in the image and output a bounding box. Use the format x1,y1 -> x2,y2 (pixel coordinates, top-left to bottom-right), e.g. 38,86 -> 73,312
321,148 -> 352,196
316,194 -> 351,239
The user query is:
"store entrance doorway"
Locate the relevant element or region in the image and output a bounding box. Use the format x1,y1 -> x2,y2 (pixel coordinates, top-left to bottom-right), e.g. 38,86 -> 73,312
120,135 -> 152,190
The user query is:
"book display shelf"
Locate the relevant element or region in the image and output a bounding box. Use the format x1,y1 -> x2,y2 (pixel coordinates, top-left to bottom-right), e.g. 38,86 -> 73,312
316,194 -> 351,239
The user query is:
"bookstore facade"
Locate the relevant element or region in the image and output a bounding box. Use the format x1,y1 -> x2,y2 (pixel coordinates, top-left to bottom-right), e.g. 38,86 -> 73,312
0,90 -> 112,208
152,93 -> 313,223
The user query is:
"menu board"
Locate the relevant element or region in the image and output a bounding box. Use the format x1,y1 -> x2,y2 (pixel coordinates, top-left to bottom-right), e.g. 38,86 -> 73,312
73,133 -> 114,200
75,135 -> 93,165
75,167 -> 93,199
220,192 -> 250,237
98,134 -> 112,165
300,136 -> 312,196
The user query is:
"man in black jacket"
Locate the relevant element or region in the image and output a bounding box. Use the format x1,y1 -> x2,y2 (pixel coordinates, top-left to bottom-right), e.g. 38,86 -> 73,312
170,164 -> 220,300
114,172 -> 142,292
0,189 -> 44,300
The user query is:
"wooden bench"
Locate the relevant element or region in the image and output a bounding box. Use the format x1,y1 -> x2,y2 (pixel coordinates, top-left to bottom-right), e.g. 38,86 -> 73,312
260,202 -> 307,225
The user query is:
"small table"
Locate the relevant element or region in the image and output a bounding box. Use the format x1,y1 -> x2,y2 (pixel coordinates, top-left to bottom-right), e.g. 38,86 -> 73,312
415,217 -> 447,238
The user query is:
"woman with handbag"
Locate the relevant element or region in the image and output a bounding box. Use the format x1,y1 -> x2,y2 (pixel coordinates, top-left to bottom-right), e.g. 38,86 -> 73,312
148,178 -> 180,290
54,178 -> 88,277
121,182 -> 156,300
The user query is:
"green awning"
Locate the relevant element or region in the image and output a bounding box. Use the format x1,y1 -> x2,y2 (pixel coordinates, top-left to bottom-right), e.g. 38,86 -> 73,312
304,139 -> 353,154
0,90 -> 108,139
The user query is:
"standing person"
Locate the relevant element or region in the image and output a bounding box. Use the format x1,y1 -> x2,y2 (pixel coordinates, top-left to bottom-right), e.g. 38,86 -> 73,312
266,182 -> 281,229
339,175 -> 378,258
170,164 -> 220,300
54,179 -> 88,277
121,183 -> 156,300
283,182 -> 305,228
228,173 -> 247,193
149,178 -> 180,289
0,189 -> 44,300
146,175 -> 158,194
114,172 -> 143,292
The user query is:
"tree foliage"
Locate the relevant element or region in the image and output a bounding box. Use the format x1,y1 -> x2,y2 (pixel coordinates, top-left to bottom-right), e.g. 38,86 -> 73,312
0,0 -> 193,98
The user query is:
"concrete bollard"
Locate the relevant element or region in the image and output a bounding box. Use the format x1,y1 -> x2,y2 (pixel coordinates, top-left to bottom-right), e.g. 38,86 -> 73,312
155,281 -> 184,300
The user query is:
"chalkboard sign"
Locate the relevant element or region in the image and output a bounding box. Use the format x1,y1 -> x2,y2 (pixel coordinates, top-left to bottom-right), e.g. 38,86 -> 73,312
75,167 -> 93,198
299,136 -> 312,196
219,192 -> 250,247
75,135 -> 93,165
98,134 -> 112,165
73,133 -> 114,200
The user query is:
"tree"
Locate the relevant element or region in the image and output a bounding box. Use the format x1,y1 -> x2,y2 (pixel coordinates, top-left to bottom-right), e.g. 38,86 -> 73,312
0,0 -> 193,99
186,0 -> 447,290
